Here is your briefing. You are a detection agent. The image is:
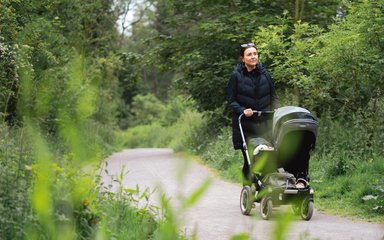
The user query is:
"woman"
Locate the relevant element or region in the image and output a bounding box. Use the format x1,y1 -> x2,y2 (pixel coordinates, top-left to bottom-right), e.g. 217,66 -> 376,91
227,42 -> 279,185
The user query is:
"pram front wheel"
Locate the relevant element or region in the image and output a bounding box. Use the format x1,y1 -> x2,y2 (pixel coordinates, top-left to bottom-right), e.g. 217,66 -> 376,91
300,199 -> 314,221
260,196 -> 273,220
240,186 -> 253,215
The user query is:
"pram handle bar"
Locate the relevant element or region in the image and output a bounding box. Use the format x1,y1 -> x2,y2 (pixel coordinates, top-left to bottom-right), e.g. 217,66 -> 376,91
238,110 -> 275,166
239,110 -> 275,119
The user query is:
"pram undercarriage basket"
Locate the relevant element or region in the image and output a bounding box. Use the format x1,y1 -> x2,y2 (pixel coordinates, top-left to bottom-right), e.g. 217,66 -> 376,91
239,106 -> 319,220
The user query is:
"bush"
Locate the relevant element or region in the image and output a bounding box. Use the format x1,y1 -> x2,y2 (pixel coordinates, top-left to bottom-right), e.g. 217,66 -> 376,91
128,94 -> 166,127
200,128 -> 242,182
117,109 -> 204,152
0,123 -> 35,239
0,37 -> 18,124
118,95 -> 204,152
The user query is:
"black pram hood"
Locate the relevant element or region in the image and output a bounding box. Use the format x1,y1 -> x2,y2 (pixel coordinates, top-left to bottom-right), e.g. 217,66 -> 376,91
272,106 -> 318,142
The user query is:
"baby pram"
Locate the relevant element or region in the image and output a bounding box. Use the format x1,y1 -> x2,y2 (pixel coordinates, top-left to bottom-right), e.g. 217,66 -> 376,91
239,106 -> 319,220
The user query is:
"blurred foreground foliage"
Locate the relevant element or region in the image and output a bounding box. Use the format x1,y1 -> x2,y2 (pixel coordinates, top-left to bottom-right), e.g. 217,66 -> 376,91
0,0 -> 163,239
1,52 -> 188,238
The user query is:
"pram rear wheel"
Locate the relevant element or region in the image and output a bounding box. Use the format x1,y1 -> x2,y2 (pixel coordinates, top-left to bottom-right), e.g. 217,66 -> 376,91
240,186 -> 253,215
300,199 -> 314,221
260,197 -> 273,220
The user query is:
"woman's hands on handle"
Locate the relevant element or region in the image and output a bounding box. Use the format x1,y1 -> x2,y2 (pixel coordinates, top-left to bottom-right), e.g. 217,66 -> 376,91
242,109 -> 275,118
243,108 -> 254,117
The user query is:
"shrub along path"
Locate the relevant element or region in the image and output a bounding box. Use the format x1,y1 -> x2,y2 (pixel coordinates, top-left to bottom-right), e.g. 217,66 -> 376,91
101,148 -> 384,240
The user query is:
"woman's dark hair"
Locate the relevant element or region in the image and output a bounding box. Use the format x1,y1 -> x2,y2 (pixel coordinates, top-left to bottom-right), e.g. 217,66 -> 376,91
240,43 -> 258,57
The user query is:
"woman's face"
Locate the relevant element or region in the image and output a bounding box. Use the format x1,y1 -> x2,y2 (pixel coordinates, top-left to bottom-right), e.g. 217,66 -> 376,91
242,47 -> 258,69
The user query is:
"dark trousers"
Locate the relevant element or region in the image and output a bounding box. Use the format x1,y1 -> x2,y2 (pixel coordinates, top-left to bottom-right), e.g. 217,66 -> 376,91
241,148 -> 251,185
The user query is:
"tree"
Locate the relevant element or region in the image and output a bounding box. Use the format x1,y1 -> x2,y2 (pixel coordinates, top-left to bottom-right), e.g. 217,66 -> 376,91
149,0 -> 342,116
305,0 -> 384,115
254,19 -> 323,106
0,0 -> 122,128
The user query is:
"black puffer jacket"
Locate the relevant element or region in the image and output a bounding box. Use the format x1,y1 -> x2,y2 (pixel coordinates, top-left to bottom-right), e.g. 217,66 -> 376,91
227,63 -> 279,149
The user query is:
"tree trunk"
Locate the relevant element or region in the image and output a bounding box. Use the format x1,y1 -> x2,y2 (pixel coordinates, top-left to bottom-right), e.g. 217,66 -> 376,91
295,0 -> 305,23
294,0 -> 305,105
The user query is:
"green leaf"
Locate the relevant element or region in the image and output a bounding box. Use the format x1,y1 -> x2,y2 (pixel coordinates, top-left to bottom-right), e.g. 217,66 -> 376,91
182,177 -> 212,209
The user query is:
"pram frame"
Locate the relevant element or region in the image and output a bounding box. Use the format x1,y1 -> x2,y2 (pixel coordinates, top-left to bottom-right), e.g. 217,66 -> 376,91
238,109 -> 316,220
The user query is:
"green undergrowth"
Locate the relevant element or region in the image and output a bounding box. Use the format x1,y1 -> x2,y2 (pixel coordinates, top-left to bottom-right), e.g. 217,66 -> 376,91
115,109 -> 205,152
0,119 -> 184,239
97,167 -> 189,240
310,153 -> 384,223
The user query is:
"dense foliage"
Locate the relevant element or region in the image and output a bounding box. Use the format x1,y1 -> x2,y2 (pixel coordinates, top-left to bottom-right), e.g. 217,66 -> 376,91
1,0 -> 127,239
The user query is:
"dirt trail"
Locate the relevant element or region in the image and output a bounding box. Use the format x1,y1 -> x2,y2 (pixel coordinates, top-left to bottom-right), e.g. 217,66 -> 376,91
101,148 -> 384,240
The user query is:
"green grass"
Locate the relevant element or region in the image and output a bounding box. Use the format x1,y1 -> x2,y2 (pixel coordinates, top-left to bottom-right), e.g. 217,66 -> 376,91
310,154 -> 384,222
94,180 -> 160,240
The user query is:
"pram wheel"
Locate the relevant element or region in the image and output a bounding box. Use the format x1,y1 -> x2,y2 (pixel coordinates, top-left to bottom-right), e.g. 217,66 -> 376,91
260,196 -> 273,220
240,186 -> 253,215
300,199 -> 314,221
